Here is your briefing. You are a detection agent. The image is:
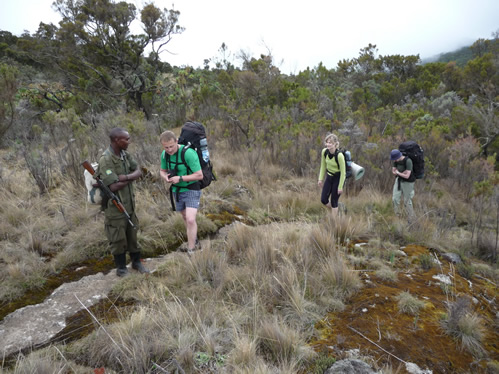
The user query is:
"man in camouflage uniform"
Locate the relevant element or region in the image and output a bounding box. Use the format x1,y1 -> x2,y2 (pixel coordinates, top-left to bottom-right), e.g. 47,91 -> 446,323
97,127 -> 149,276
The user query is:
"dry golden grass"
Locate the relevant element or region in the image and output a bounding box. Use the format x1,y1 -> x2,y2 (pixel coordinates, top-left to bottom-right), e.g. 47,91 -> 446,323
319,255 -> 362,300
0,242 -> 49,302
257,317 -> 316,366
59,219 -> 358,372
226,335 -> 260,370
2,141 -> 499,373
7,347 -> 89,374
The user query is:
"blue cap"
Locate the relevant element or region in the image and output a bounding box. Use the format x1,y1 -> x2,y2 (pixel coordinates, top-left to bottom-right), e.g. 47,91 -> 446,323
390,149 -> 402,161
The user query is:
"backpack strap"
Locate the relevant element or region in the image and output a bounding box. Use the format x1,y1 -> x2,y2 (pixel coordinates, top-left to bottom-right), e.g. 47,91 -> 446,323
323,148 -> 340,166
179,145 -> 201,190
323,149 -> 340,176
398,156 -> 416,183
180,145 -> 193,175
183,145 -> 203,190
324,149 -> 335,160
165,151 -> 183,207
164,151 -> 182,173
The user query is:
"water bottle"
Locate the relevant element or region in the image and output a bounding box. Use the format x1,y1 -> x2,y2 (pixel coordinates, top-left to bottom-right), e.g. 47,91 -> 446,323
200,137 -> 210,163
344,150 -> 352,167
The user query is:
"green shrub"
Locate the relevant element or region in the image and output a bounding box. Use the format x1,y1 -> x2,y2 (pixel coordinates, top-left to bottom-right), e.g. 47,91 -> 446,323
456,262 -> 475,280
418,253 -> 434,270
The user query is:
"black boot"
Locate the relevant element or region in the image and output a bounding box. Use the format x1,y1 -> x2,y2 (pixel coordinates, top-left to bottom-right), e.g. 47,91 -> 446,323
130,252 -> 150,274
113,253 -> 128,277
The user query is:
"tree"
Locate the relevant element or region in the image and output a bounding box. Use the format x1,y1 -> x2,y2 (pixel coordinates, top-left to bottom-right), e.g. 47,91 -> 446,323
463,54 -> 499,156
470,38 -> 490,58
38,0 -> 184,119
0,63 -> 19,143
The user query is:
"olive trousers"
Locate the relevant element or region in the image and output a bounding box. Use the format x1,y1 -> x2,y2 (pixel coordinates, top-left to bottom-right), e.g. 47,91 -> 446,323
392,178 -> 415,217
104,213 -> 139,255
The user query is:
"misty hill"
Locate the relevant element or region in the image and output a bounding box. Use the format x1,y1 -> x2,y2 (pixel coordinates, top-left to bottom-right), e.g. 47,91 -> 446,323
423,45 -> 474,66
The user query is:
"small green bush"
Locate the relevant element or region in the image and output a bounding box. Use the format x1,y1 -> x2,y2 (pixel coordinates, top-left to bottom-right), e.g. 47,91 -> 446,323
418,253 -> 434,270
456,262 -> 475,280
310,353 -> 336,374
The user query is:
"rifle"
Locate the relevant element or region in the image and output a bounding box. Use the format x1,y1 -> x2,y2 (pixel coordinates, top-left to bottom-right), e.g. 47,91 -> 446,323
81,160 -> 136,229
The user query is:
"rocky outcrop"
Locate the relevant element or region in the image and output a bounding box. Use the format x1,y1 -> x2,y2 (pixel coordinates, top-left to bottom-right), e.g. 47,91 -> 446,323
0,256 -> 166,358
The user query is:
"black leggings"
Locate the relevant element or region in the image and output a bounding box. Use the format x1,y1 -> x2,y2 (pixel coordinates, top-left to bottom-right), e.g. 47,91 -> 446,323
321,173 -> 340,208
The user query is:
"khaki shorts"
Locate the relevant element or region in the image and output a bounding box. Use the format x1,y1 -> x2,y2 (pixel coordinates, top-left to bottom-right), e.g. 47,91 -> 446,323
105,214 -> 139,255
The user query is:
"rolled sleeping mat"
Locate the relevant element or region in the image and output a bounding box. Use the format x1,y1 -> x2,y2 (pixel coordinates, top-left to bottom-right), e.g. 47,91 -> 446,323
84,162 -> 103,204
350,161 -> 365,181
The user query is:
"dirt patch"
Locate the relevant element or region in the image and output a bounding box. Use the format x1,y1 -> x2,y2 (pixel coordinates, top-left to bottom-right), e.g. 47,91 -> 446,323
311,246 -> 499,374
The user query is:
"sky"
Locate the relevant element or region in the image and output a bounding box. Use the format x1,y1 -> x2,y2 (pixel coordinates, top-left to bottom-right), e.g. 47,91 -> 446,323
1,0 -> 498,74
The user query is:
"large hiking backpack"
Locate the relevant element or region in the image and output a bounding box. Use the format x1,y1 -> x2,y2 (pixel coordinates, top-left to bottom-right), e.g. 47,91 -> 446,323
324,148 -> 353,179
177,121 -> 216,189
399,141 -> 424,179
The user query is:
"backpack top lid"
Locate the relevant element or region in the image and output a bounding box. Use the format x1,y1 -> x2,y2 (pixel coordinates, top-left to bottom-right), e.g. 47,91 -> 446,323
178,121 -> 206,146
399,140 -> 420,152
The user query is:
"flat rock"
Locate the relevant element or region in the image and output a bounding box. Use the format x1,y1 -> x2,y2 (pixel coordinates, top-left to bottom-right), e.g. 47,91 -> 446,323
0,255 -> 168,357
441,252 -> 462,264
325,359 -> 375,374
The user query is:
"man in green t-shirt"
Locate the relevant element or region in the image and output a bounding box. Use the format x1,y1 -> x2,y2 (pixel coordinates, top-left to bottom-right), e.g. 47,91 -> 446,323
97,128 -> 149,276
159,130 -> 203,252
390,149 -> 415,219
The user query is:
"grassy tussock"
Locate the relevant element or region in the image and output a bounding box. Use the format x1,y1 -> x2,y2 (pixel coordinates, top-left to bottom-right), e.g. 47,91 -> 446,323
224,223 -> 259,263
7,346 -> 90,374
375,266 -> 398,282
226,335 -> 261,370
308,225 -> 339,259
258,317 -> 316,366
320,255 -> 362,300
395,291 -> 426,315
185,243 -> 229,294
0,242 -> 49,301
472,262 -> 498,279
440,296 -> 486,357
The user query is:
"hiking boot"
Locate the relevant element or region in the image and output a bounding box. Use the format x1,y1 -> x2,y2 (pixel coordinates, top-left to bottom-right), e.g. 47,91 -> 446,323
195,239 -> 202,251
113,254 -> 129,277
130,252 -> 150,274
116,267 -> 129,277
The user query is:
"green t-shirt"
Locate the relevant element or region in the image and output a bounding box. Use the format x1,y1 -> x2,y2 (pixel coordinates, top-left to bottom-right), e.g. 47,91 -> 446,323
161,145 -> 201,192
96,147 -> 138,219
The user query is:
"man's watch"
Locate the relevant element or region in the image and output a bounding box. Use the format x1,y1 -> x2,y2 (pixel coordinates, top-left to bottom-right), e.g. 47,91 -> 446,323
179,176 -> 183,182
